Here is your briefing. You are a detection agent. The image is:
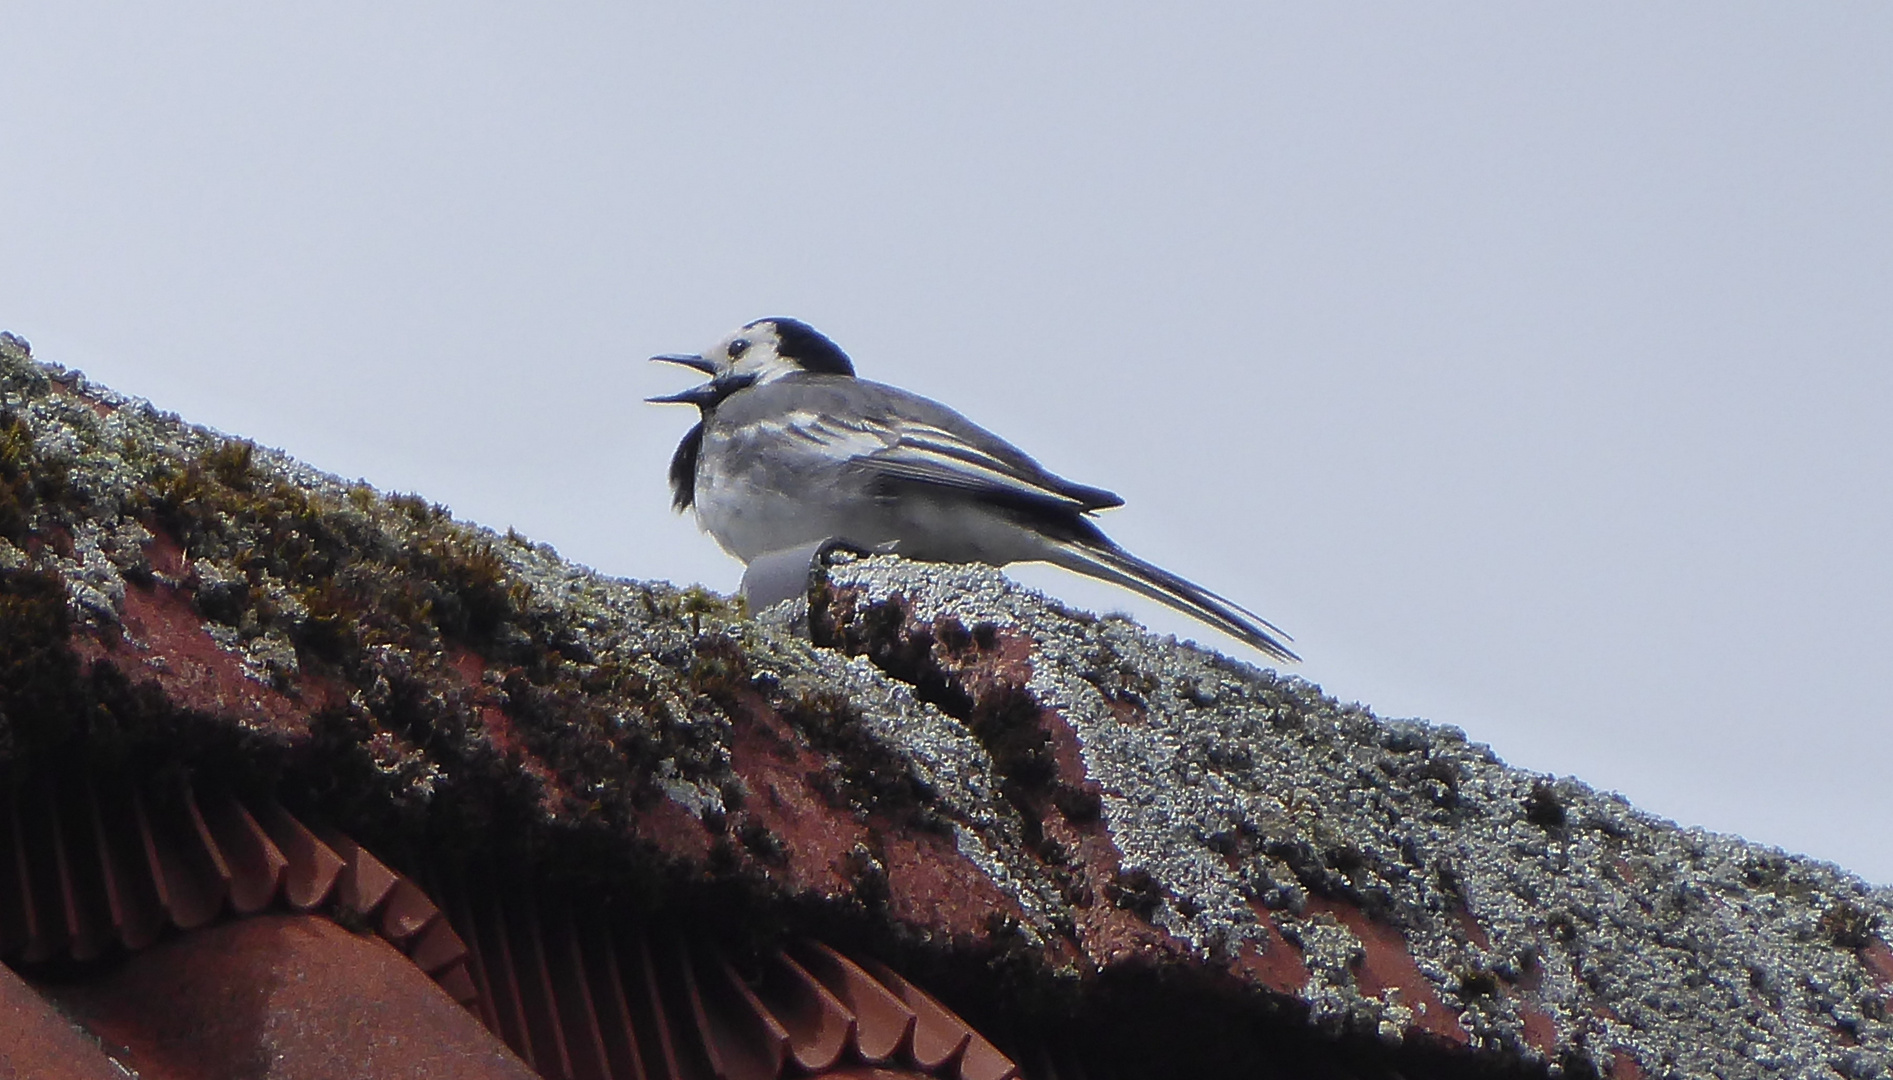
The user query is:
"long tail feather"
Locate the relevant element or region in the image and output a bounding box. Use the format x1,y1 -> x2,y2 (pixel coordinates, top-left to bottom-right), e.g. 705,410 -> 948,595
1044,541 -> 1299,663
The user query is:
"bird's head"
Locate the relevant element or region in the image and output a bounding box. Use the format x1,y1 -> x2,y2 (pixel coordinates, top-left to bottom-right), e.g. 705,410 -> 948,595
647,317 -> 854,407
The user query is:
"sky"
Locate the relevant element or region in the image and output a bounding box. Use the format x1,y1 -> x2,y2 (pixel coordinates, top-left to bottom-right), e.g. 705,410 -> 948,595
3,4 -> 1889,884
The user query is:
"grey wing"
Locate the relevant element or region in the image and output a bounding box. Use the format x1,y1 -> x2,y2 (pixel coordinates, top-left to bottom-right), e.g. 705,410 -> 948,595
859,417 -> 1124,517
744,377 -> 1124,518
846,382 -> 1123,518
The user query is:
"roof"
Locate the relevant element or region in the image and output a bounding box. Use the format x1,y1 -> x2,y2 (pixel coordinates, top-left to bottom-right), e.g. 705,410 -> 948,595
0,329 -> 1887,1078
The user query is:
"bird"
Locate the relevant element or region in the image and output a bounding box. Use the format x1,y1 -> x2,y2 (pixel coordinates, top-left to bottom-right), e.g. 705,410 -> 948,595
648,317 -> 1297,662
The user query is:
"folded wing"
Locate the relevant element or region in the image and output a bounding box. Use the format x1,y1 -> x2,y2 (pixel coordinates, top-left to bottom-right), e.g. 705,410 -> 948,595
766,402 -> 1122,521
860,417 -> 1123,518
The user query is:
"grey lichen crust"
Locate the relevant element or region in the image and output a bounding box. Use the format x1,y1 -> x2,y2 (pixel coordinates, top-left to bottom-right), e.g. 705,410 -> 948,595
817,554 -> 1893,1079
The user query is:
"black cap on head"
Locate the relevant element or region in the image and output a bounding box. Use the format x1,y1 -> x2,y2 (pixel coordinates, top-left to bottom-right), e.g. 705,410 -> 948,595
751,317 -> 855,376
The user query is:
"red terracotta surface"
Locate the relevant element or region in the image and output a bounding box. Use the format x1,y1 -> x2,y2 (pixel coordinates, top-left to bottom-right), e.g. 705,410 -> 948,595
1029,691 -> 1193,973
794,942 -> 918,1063
1453,905 -> 1491,951
1519,1003 -> 1557,1056
37,914 -> 535,1080
1231,932 -> 1313,996
0,776 -> 470,1007
0,962 -> 126,1080
253,803 -> 344,912
711,680 -> 1030,939
202,796 -> 289,915
1608,1048 -> 1646,1079
763,950 -> 853,1071
1502,950 -> 1557,1055
909,624 -> 1201,975
1305,897 -> 1466,1045
1862,938 -> 1893,987
84,570 -> 329,739
723,693 -> 899,899
447,647 -> 566,800
629,795 -> 717,866
437,877 -> 1019,1080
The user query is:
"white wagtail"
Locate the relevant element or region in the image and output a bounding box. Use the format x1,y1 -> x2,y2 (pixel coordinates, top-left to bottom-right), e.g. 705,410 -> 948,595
648,318 -> 1297,662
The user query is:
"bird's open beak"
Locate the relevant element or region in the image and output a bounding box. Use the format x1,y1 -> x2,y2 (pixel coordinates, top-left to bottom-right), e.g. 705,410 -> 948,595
650,353 -> 720,375
646,382 -> 723,407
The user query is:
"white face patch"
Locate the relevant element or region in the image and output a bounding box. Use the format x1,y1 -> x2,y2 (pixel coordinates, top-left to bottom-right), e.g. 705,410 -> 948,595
706,322 -> 803,387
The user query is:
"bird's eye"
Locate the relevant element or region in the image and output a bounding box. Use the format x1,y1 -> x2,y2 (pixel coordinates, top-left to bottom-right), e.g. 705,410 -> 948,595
728,338 -> 751,360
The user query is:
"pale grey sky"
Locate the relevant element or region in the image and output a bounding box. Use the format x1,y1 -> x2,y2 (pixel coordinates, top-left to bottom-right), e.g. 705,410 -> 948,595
4,4 -> 1889,882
